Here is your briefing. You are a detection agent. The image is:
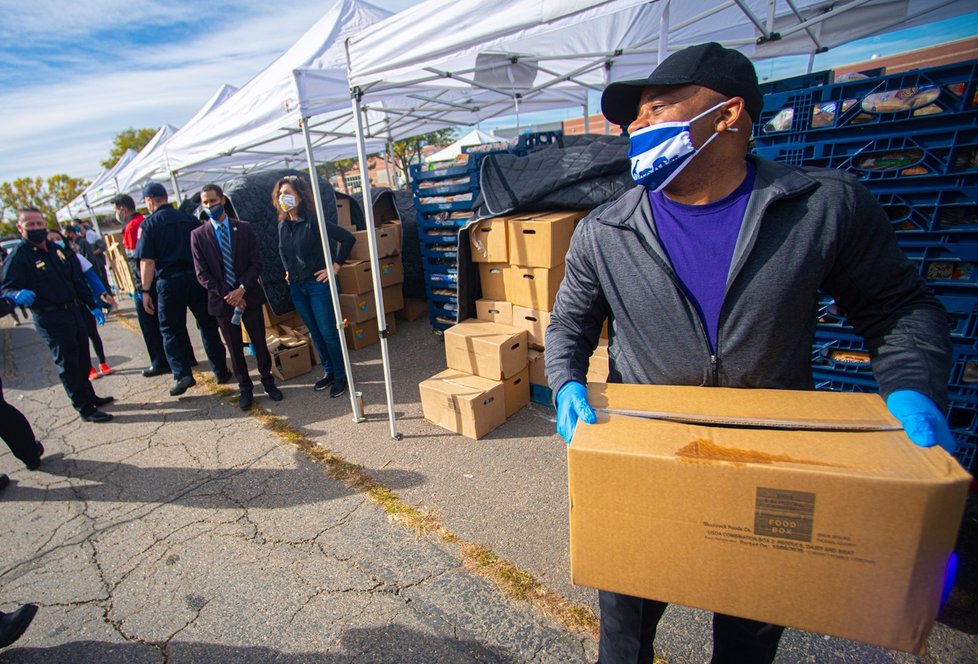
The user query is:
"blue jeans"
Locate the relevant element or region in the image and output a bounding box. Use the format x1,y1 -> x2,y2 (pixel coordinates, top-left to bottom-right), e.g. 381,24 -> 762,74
290,280 -> 346,380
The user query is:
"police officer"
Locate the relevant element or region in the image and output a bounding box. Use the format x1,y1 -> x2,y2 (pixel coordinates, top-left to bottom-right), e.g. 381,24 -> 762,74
137,182 -> 230,396
1,208 -> 114,423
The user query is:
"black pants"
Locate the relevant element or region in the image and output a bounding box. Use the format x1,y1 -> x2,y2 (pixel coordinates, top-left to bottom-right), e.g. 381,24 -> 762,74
33,307 -> 99,416
0,376 -> 40,469
598,591 -> 785,664
215,305 -> 274,393
136,285 -> 168,371
156,274 -> 228,381
80,307 -> 106,365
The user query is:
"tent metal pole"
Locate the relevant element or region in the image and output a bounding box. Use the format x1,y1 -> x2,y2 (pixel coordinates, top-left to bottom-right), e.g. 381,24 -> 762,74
582,92 -> 589,134
658,0 -> 671,64
351,91 -> 401,441
81,194 -> 102,236
300,116 -> 366,424
169,171 -> 183,206
384,140 -> 397,190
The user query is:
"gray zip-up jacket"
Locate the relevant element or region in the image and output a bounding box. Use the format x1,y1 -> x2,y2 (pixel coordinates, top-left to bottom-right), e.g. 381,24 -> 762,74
545,156 -> 952,409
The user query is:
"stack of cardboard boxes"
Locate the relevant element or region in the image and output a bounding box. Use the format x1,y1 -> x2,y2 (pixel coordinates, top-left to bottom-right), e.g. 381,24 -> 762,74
335,202 -> 405,350
469,209 -> 608,402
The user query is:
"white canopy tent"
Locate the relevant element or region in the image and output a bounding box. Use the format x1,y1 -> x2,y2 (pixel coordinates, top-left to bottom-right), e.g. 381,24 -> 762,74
344,0 -> 978,439
99,124 -> 178,208
424,129 -> 500,163
57,148 -> 138,226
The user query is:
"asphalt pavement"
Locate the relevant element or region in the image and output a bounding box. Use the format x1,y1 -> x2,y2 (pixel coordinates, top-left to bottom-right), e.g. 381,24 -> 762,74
0,301 -> 975,663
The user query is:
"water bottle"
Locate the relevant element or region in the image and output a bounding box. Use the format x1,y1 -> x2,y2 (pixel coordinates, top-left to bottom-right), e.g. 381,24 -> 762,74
231,306 -> 243,326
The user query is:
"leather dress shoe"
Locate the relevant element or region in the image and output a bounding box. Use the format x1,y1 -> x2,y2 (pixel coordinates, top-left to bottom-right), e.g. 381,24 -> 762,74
265,384 -> 283,402
169,376 -> 197,396
92,395 -> 115,407
81,410 -> 113,423
25,441 -> 43,471
0,604 -> 38,648
142,365 -> 170,377
239,391 -> 254,411
215,371 -> 232,385
0,473 -> 9,492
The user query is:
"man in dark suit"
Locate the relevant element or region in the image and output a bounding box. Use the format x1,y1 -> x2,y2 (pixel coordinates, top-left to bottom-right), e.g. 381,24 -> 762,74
190,184 -> 283,410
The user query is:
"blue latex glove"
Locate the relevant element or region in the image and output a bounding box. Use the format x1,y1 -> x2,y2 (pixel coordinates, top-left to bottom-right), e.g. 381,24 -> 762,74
12,289 -> 35,307
556,381 -> 596,445
886,390 -> 955,454
91,308 -> 105,326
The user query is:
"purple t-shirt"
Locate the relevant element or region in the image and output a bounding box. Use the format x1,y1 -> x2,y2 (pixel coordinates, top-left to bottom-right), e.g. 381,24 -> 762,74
648,161 -> 755,353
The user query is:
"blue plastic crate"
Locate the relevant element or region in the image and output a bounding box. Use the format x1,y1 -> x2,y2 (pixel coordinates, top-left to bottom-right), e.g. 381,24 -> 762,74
901,242 -> 978,287
424,283 -> 458,305
428,300 -> 459,324
420,243 -> 459,260
417,212 -> 473,230
880,196 -> 978,234
428,311 -> 456,331
412,174 -> 479,197
410,160 -> 478,181
415,195 -> 476,214
530,383 -> 554,408
417,226 -> 460,245
755,59 -> 978,145
812,369 -> 878,393
422,257 -> 457,276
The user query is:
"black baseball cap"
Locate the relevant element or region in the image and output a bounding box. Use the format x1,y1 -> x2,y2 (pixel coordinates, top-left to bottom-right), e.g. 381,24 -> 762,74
142,182 -> 167,199
601,42 -> 762,127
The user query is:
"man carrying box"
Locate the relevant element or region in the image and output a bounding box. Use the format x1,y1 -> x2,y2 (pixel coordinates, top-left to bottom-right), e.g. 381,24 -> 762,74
545,42 -> 954,664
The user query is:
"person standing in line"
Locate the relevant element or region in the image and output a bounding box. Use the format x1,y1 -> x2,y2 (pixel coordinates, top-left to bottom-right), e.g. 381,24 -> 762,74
1,208 -> 114,423
0,292 -> 45,475
83,221 -> 110,290
191,184 -> 283,411
137,182 -> 231,397
546,43 -> 953,664
273,175 -> 355,399
113,194 -> 170,377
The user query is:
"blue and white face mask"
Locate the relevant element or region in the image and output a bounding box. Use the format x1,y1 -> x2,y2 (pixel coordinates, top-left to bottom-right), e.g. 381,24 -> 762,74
628,101 -> 731,192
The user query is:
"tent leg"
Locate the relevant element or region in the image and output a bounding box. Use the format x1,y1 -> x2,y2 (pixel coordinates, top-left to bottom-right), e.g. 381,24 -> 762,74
300,117 -> 366,424
82,194 -> 102,236
385,140 -> 398,190
658,0 -> 671,64
169,170 -> 183,206
351,93 -> 401,441
582,93 -> 589,134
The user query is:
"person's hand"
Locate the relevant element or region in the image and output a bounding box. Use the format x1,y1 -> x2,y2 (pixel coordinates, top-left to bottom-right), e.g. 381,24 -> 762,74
91,307 -> 106,325
556,381 -> 596,445
12,289 -> 35,307
314,267 -> 332,283
284,271 -> 290,284
886,390 -> 955,454
142,294 -> 155,315
224,287 -> 246,308
333,262 -> 341,275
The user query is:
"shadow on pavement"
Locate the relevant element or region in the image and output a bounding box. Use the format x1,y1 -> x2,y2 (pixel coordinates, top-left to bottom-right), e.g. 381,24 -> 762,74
2,623 -> 520,663
3,453 -> 426,509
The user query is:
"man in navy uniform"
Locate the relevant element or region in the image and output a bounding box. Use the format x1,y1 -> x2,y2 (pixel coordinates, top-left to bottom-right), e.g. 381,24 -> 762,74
136,182 -> 230,396
1,208 -> 114,422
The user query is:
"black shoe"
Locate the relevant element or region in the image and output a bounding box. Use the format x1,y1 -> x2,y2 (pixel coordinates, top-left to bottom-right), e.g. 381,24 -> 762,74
169,376 -> 197,396
142,365 -> 169,377
26,442 -> 42,471
0,473 -> 8,492
314,374 -> 334,391
215,371 -> 233,385
81,410 -> 113,423
329,378 -> 347,398
239,391 -> 254,411
0,604 -> 38,648
92,395 -> 115,408
265,384 -> 284,402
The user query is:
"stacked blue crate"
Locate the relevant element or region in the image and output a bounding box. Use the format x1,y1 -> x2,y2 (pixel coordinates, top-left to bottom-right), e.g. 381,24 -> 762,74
410,131 -> 564,332
755,59 -> 978,470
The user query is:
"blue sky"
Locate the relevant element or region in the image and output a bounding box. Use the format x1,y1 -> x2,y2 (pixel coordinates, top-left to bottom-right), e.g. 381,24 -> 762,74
1,1 -> 977,184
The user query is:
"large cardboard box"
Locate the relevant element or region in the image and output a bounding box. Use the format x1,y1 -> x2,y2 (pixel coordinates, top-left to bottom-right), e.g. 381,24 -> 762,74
478,263 -> 510,301
344,313 -> 397,350
569,383 -> 971,655
502,367 -> 530,418
444,319 -> 528,380
348,223 -> 400,261
419,369 -> 506,440
336,198 -> 353,230
398,298 -> 428,321
507,264 -> 565,311
511,306 -> 550,350
339,292 -> 378,324
382,284 -> 404,313
469,217 -> 509,263
271,342 -> 312,380
338,257 -> 404,295
507,211 -> 581,268
262,304 -> 302,328
476,299 -> 513,326
528,349 -> 547,386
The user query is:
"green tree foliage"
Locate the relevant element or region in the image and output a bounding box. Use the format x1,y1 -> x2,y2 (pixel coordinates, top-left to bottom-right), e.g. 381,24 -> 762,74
0,175 -> 89,231
390,129 -> 458,184
101,127 -> 157,169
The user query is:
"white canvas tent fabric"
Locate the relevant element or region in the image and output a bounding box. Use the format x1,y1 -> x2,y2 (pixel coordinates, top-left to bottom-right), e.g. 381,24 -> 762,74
110,83 -> 239,201
57,148 -> 137,222
99,124 -> 178,206
165,0 -> 392,180
424,129 -> 499,163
